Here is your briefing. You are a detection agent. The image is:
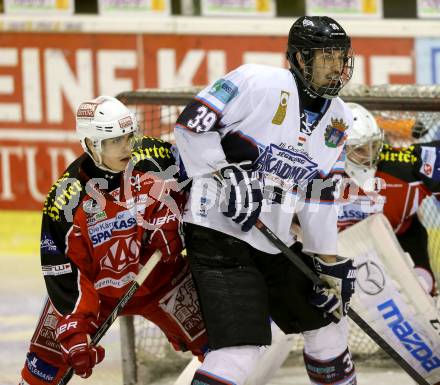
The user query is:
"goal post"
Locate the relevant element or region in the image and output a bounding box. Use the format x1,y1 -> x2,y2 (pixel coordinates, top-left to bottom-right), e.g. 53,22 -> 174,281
116,84 -> 440,385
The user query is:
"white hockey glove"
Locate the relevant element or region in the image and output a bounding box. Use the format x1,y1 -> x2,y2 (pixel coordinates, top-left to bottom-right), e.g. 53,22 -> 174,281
213,162 -> 263,232
309,256 -> 357,320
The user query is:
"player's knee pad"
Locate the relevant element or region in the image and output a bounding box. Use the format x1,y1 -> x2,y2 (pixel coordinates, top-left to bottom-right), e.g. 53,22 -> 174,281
303,346 -> 356,385
193,346 -> 262,385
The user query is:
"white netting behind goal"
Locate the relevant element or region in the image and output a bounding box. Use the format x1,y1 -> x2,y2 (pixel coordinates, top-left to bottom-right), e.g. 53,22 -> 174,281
117,84 -> 440,381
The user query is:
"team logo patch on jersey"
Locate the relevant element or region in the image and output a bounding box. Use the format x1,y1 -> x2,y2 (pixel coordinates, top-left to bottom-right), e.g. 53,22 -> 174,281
208,79 -> 238,104
100,236 -> 140,272
40,234 -> 59,255
324,118 -> 348,148
255,144 -> 318,190
272,91 -> 290,125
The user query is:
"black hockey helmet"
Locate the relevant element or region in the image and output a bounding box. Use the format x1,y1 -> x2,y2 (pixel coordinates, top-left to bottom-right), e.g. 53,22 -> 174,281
286,16 -> 354,99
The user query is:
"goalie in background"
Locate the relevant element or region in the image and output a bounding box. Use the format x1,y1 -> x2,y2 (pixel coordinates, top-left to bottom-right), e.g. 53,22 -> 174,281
339,102 -> 440,295
19,96 -> 207,385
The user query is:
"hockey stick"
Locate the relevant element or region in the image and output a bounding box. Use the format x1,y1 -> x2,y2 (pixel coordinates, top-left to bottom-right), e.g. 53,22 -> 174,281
254,219 -> 430,385
57,250 -> 162,385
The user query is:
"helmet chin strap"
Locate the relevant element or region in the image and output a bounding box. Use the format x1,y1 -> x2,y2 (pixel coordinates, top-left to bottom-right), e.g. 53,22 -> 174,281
86,149 -> 121,174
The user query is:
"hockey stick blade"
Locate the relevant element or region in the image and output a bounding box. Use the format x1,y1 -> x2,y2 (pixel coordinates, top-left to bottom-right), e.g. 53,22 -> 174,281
57,249 -> 162,385
255,219 -> 430,385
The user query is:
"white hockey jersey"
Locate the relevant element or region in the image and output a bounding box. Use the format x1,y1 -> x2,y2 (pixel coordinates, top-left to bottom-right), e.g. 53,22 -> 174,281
174,64 -> 353,254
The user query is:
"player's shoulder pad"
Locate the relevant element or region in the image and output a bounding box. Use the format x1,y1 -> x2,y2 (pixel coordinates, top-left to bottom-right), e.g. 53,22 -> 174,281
234,63 -> 292,90
42,154 -> 88,223
130,136 -> 175,173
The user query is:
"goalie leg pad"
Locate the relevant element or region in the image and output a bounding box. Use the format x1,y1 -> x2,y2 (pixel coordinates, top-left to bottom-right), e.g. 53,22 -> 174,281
193,345 -> 262,385
303,346 -> 356,385
185,224 -> 271,349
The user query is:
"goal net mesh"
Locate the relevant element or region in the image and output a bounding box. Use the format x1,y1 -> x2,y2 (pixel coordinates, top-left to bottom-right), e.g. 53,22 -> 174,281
117,84 -> 440,378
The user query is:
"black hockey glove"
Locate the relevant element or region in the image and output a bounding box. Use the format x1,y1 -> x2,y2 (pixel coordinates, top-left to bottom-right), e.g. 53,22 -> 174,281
213,162 -> 263,232
309,256 -> 357,320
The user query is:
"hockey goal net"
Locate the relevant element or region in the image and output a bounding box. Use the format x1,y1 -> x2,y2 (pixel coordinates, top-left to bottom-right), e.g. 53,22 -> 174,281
117,84 -> 440,383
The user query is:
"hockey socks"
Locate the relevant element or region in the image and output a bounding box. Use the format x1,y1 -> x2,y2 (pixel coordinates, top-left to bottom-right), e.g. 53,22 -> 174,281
303,347 -> 356,385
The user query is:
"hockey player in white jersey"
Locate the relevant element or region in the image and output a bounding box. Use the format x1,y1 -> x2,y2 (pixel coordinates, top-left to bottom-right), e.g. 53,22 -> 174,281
174,16 -> 357,385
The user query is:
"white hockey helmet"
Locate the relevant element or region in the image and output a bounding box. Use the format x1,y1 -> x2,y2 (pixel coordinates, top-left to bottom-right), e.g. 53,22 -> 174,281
76,96 -> 139,168
345,103 -> 384,190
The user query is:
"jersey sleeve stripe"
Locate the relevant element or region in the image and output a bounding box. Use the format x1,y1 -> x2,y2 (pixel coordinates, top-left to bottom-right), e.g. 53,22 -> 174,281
194,96 -> 222,115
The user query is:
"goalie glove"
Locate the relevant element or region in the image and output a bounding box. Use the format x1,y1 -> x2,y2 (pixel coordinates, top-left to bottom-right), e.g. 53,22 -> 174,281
309,256 -> 357,320
213,162 -> 263,232
56,314 -> 105,378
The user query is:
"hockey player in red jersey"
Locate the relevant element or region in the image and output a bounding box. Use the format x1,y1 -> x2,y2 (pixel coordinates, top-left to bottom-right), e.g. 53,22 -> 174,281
19,96 -> 206,385
340,102 -> 440,294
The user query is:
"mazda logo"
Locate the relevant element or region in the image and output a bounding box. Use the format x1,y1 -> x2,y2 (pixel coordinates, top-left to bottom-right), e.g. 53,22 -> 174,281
356,260 -> 386,295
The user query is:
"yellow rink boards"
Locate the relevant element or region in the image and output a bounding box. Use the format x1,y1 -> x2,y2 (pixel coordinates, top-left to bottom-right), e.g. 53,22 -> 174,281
0,210 -> 40,257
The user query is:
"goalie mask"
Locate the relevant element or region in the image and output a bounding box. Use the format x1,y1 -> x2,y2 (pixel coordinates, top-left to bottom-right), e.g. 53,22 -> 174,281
345,103 -> 384,191
286,16 -> 354,99
76,96 -> 139,172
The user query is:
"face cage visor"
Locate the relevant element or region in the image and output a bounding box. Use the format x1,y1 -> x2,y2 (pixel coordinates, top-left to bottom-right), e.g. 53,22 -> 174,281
300,47 -> 354,98
346,136 -> 384,169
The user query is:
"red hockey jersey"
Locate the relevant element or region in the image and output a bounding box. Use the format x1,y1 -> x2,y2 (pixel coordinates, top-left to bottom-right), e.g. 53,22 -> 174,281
40,136 -> 186,319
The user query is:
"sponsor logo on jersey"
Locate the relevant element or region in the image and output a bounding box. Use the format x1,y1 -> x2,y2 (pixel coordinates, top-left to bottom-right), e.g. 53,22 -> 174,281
255,144 -> 318,190
338,198 -> 385,223
86,210 -> 108,225
42,263 -> 72,276
40,234 -> 58,254
208,79 -> 238,104
43,174 -> 83,222
379,144 -> 417,163
26,352 -> 58,382
130,143 -> 172,164
324,118 -> 348,148
378,298 -> 440,372
420,145 -> 440,180
356,260 -> 386,295
159,273 -> 205,341
100,236 -> 140,273
145,212 -> 177,227
272,90 -> 290,125
88,211 -> 137,246
94,271 -> 137,289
